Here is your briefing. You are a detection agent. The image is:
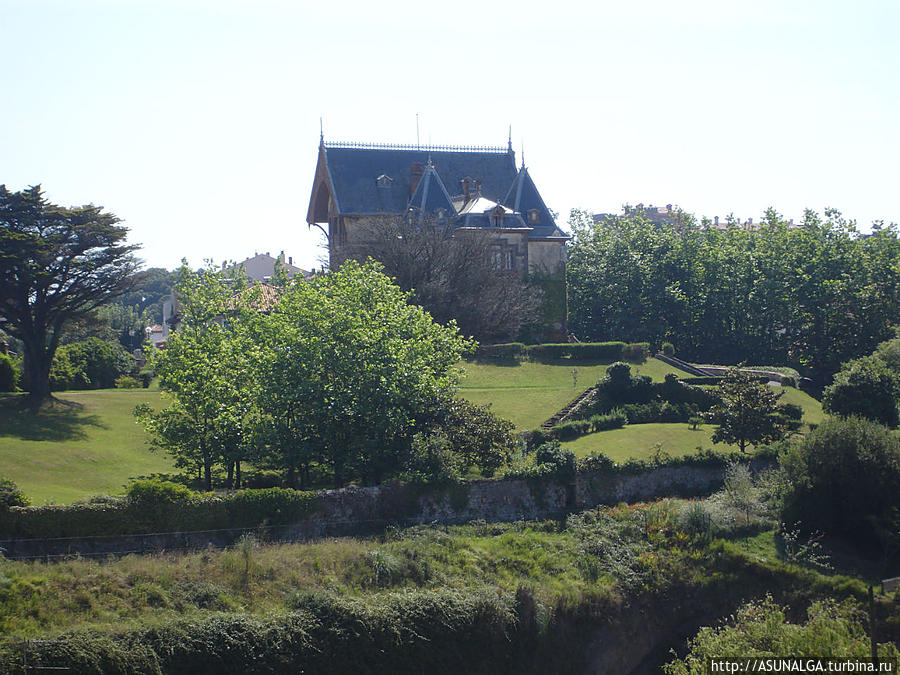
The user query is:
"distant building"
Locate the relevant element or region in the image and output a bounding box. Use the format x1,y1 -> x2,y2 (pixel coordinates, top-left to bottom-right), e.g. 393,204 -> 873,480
228,251 -> 307,283
306,138 -> 570,276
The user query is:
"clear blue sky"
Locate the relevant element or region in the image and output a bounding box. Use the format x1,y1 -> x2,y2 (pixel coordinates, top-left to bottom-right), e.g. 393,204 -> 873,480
3,0 -> 899,272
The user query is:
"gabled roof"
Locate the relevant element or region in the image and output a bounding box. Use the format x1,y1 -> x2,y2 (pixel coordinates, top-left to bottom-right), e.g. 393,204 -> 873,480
408,161 -> 455,216
504,167 -> 568,239
317,142 -> 518,215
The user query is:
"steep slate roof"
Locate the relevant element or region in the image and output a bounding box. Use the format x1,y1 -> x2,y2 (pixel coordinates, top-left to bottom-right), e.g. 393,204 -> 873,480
504,167 -> 568,239
312,141 -> 569,240
408,162 -> 456,216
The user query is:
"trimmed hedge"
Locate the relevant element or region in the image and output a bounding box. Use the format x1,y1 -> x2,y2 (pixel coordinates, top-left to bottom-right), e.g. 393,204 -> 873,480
472,342 -> 526,361
526,342 -> 627,362
0,483 -> 318,539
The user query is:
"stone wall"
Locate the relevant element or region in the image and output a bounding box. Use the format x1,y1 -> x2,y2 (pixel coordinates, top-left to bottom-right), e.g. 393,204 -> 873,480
0,460 -> 774,559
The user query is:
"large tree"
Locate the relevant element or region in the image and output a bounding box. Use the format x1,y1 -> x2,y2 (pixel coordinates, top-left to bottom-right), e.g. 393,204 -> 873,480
0,185 -> 139,403
706,366 -> 789,453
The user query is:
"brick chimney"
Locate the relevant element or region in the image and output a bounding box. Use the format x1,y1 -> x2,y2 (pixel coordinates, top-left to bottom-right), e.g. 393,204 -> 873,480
410,162 -> 424,196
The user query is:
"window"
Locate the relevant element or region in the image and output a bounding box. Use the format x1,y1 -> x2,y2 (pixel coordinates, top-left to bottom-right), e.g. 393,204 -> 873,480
528,209 -> 540,224
376,174 -> 393,188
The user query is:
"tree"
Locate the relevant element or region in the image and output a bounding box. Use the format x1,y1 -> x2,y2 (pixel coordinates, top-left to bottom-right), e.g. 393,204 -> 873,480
136,264 -> 256,490
822,355 -> 899,427
333,216 -> 541,342
0,185 -> 139,403
705,367 -> 788,453
253,259 -> 474,487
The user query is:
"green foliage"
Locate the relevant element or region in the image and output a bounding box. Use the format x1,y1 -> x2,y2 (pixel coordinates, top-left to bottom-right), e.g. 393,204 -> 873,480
115,375 -> 141,389
661,341 -> 675,356
472,342 -> 526,361
780,416 -> 900,548
664,596 -> 900,673
0,476 -> 30,508
525,342 -> 628,362
706,367 -> 789,453
126,478 -> 196,506
568,208 -> 900,380
0,185 -> 140,402
49,337 -> 137,390
0,353 -> 17,392
823,355 -> 900,427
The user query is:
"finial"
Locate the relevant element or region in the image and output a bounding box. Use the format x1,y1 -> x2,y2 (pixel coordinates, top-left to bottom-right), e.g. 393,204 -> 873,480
508,125 -> 512,152
319,117 -> 324,146
520,141 -> 525,170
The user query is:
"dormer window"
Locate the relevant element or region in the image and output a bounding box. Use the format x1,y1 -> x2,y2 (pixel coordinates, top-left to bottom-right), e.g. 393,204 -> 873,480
436,208 -> 446,222
528,209 -> 540,224
376,174 -> 393,188
489,205 -> 505,227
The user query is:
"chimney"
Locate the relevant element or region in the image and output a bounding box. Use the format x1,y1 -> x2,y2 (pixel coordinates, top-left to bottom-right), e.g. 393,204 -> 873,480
748,218 -> 753,225
474,178 -> 482,196
461,177 -> 472,203
279,250 -> 285,263
410,162 -> 424,196
288,256 -> 293,266
714,216 -> 719,225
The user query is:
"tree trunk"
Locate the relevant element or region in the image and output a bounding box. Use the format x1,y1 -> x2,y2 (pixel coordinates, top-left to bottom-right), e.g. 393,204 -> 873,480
23,342 -> 52,405
226,461 -> 234,489
203,459 -> 212,491
235,460 -> 242,490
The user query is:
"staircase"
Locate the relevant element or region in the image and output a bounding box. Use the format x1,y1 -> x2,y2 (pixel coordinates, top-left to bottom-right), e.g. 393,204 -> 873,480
541,386 -> 596,429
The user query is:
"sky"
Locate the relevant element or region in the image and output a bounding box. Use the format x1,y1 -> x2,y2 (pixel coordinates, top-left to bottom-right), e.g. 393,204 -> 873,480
3,0 -> 899,272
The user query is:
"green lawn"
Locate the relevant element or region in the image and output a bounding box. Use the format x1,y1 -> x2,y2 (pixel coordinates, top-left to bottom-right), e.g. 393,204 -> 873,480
0,390 -> 173,504
562,422 -> 741,461
457,357 -> 688,429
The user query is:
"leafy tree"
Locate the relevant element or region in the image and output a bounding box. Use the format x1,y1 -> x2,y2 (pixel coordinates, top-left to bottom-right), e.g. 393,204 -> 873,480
705,367 -> 788,453
0,185 -> 139,403
136,265 -> 256,490
822,355 -> 899,427
253,260 -> 474,487
780,416 -> 900,549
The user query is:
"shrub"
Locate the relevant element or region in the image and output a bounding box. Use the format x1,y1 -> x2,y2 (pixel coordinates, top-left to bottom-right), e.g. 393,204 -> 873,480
822,356 -> 900,427
127,478 -> 197,506
661,341 -> 675,356
0,476 -> 30,508
138,369 -> 154,388
589,409 -> 627,432
779,416 -> 900,548
0,353 -> 18,392
534,441 -> 576,480
621,342 -> 649,363
50,337 -> 138,390
549,419 -> 591,441
526,342 -> 627,362
472,342 -> 526,361
115,375 -> 141,389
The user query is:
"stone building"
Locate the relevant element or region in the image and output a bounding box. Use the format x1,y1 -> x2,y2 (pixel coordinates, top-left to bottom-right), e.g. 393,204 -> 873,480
306,138 -> 569,275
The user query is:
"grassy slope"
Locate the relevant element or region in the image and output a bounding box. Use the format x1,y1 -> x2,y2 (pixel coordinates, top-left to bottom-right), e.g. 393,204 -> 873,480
457,358 -> 686,429
0,391 -> 173,505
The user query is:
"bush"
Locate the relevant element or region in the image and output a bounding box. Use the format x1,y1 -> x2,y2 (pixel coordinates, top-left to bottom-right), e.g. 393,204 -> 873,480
0,353 -> 18,392
549,419 -> 592,441
589,409 -> 628,432
115,375 -> 141,389
50,337 -> 138,390
138,369 -> 154,388
621,342 -> 649,363
779,416 -> 900,548
472,342 -> 526,361
822,356 -> 900,427
661,341 -> 675,356
526,342 -> 627,362
0,476 -> 30,508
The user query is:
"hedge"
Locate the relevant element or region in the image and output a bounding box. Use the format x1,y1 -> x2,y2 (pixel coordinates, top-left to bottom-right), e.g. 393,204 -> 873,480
0,483 -> 318,539
472,343 -> 526,361
526,342 -> 628,362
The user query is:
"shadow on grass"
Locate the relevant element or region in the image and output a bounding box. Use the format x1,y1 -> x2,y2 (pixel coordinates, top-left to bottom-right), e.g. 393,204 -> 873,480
0,394 -> 106,441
